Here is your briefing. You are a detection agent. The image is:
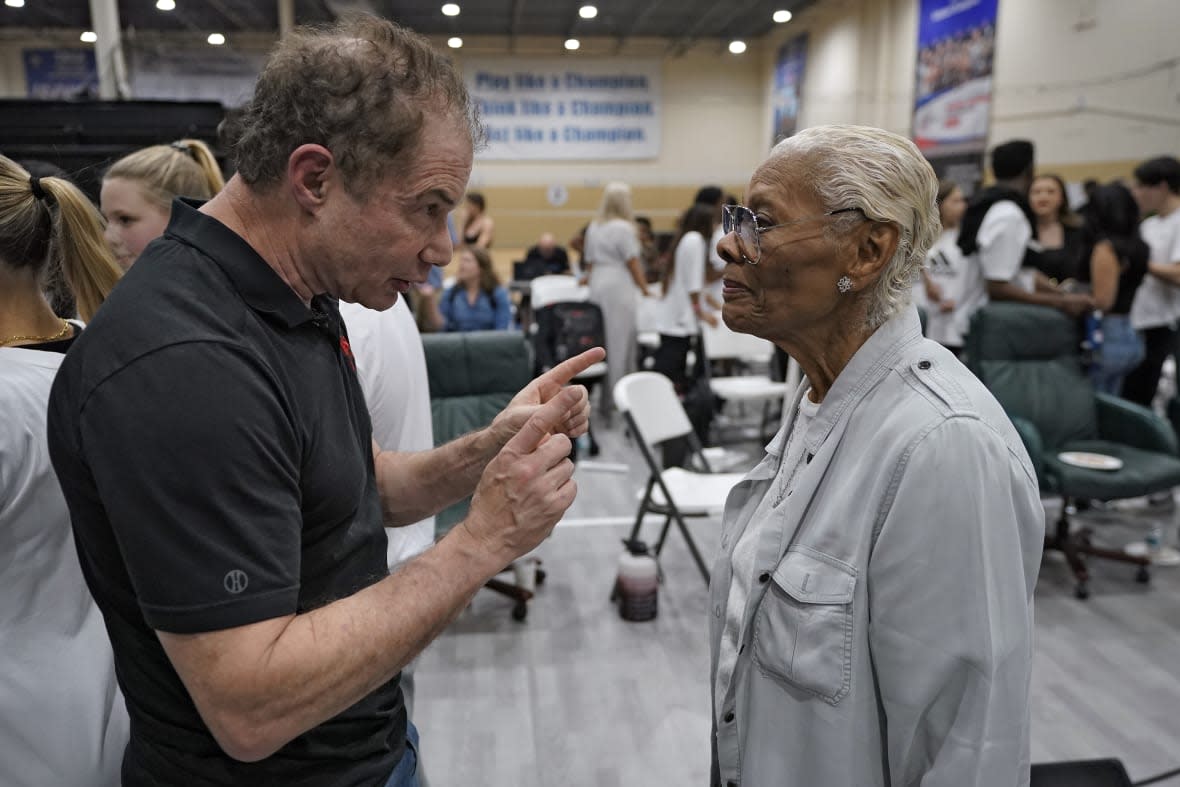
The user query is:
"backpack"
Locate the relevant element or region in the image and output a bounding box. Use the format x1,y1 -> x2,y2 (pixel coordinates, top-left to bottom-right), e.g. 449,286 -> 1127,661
532,300 -> 606,374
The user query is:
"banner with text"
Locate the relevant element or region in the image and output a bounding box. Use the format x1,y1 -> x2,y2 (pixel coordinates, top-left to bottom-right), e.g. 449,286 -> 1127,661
912,0 -> 998,192
24,49 -> 98,99
464,58 -> 661,161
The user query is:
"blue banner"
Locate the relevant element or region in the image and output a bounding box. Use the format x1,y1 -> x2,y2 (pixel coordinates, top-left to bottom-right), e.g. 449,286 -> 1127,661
772,33 -> 808,144
912,0 -> 999,179
23,49 -> 98,99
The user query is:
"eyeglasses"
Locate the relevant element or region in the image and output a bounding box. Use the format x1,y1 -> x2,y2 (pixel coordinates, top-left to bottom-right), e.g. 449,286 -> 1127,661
721,204 -> 863,265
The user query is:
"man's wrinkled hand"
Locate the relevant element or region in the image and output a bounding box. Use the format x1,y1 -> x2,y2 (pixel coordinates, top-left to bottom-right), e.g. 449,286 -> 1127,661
491,347 -> 604,445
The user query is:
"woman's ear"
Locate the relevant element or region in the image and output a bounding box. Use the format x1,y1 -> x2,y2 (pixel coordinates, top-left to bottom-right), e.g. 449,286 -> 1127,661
849,220 -> 900,283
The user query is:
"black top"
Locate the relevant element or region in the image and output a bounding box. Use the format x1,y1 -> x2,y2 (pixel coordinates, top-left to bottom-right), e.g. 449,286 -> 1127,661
47,199 -> 403,787
523,244 -> 571,275
1076,239 -> 1149,316
1032,224 -> 1084,283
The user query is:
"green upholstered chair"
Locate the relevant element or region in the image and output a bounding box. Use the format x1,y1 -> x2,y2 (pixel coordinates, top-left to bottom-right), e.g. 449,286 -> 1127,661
967,302 -> 1180,599
421,330 -> 543,620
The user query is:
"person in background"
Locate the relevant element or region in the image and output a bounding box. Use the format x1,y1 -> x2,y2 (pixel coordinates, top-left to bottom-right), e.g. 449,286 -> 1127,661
919,179 -> 973,353
18,159 -> 78,318
957,139 -> 1091,317
584,181 -> 650,413
654,203 -> 717,393
1125,156 -> 1180,407
523,231 -> 570,275
460,191 -> 494,249
635,216 -> 661,283
1077,182 -> 1148,394
0,154 -> 128,786
1029,173 -> 1084,283
339,296 -> 436,787
100,138 -> 224,270
439,245 -> 512,331
46,18 -> 600,786
711,125 -> 1041,786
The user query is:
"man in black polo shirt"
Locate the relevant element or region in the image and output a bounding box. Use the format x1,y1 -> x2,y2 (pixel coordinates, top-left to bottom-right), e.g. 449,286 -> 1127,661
47,17 -> 601,787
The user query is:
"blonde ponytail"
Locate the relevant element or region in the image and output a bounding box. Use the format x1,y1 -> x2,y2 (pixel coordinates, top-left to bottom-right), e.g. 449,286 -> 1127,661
40,177 -> 122,321
105,138 -> 225,211
0,155 -> 121,322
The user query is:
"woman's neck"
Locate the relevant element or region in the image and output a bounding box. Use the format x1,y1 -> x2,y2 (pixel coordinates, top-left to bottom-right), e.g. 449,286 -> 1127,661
778,310 -> 875,403
0,266 -> 63,345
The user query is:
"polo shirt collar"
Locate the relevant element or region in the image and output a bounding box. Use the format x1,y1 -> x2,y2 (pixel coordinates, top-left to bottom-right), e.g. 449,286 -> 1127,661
165,198 -> 314,329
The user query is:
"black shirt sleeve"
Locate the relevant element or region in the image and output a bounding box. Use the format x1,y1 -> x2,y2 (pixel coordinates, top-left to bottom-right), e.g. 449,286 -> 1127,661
79,341 -> 302,633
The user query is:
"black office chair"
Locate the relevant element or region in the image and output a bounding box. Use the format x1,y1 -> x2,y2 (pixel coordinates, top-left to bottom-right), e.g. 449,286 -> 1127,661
1031,758 -> 1132,787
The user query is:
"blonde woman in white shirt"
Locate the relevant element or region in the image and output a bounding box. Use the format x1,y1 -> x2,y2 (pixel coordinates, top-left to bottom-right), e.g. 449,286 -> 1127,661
0,154 -> 127,787
584,181 -> 650,413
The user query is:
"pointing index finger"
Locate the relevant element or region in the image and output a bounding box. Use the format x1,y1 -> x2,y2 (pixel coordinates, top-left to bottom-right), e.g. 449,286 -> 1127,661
505,386 -> 582,455
535,347 -> 606,399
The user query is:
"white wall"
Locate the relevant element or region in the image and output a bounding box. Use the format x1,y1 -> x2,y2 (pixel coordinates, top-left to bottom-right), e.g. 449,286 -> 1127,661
764,0 -> 1180,168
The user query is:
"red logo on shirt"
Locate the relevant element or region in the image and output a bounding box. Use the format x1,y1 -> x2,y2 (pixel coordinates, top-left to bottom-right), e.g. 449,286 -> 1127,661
340,336 -> 356,371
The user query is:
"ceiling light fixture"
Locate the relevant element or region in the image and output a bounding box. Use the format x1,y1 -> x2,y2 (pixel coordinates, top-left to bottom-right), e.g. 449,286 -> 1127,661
4,0 -> 25,8
773,9 -> 793,23
207,32 -> 225,45
448,36 -> 463,48
728,40 -> 747,54
578,5 -> 598,19
80,31 -> 98,42
564,38 -> 580,51
156,0 -> 176,10
441,3 -> 460,16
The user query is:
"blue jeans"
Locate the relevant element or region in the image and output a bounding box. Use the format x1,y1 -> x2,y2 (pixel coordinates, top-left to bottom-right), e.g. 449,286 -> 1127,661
1089,314 -> 1146,395
383,722 -> 420,787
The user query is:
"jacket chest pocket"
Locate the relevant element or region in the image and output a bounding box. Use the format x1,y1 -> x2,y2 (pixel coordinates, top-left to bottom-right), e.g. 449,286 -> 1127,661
751,547 -> 856,705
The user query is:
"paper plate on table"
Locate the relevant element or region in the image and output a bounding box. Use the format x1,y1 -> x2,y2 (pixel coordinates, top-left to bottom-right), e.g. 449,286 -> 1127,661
1123,542 -> 1180,566
1057,451 -> 1123,471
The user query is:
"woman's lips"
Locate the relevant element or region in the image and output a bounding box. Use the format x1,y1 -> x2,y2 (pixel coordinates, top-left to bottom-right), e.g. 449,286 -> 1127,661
722,278 -> 751,296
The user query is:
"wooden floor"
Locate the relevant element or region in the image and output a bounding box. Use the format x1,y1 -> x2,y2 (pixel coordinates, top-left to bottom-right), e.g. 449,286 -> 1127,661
414,412 -> 1180,787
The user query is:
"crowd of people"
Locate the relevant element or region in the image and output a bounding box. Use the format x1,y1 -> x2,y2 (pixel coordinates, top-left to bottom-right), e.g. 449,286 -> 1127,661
2,13 -> 1180,787
915,139 -> 1180,402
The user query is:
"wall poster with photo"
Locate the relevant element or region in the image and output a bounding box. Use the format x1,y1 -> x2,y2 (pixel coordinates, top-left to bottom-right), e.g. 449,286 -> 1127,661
912,0 -> 999,195
771,33 -> 808,145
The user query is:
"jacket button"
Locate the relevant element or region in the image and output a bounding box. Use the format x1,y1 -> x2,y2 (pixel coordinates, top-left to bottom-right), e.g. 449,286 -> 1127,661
918,360 -> 931,370
724,711 -> 735,723
758,572 -> 770,583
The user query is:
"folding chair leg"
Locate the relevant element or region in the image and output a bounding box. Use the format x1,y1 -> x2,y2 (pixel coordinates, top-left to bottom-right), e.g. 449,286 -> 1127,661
655,515 -> 673,556
671,511 -> 711,584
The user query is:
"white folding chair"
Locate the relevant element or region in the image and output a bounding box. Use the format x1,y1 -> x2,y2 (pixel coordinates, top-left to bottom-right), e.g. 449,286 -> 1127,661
529,274 -> 588,310
614,372 -> 746,583
700,320 -> 789,439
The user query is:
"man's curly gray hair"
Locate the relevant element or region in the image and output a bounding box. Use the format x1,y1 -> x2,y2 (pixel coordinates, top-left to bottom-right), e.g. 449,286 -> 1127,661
768,125 -> 941,329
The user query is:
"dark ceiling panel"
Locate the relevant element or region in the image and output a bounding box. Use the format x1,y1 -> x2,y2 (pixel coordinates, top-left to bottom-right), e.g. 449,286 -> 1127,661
0,0 -> 814,42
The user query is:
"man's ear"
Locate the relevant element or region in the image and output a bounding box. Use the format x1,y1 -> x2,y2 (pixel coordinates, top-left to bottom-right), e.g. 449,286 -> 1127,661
287,144 -> 335,213
847,220 -> 900,286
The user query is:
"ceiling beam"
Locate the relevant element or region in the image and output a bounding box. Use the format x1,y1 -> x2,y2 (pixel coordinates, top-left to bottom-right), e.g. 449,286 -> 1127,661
613,0 -> 665,55
668,0 -> 762,56
509,0 -> 526,53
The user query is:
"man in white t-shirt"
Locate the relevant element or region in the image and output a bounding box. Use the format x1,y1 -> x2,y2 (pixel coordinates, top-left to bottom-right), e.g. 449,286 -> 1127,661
340,296 -> 436,785
1125,156 -> 1180,406
956,140 -> 1091,321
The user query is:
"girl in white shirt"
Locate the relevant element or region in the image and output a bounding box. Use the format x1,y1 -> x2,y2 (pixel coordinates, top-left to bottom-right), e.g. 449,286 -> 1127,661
920,180 -> 972,352
0,154 -> 128,786
654,203 -> 717,392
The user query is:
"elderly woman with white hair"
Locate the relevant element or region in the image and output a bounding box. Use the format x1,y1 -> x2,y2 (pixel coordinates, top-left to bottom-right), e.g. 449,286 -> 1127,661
709,125 -> 1044,787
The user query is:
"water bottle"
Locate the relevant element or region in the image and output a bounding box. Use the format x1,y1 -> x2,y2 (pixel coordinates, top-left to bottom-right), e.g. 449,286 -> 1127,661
1146,526 -> 1163,560
1083,310 -> 1104,353
616,539 -> 659,621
